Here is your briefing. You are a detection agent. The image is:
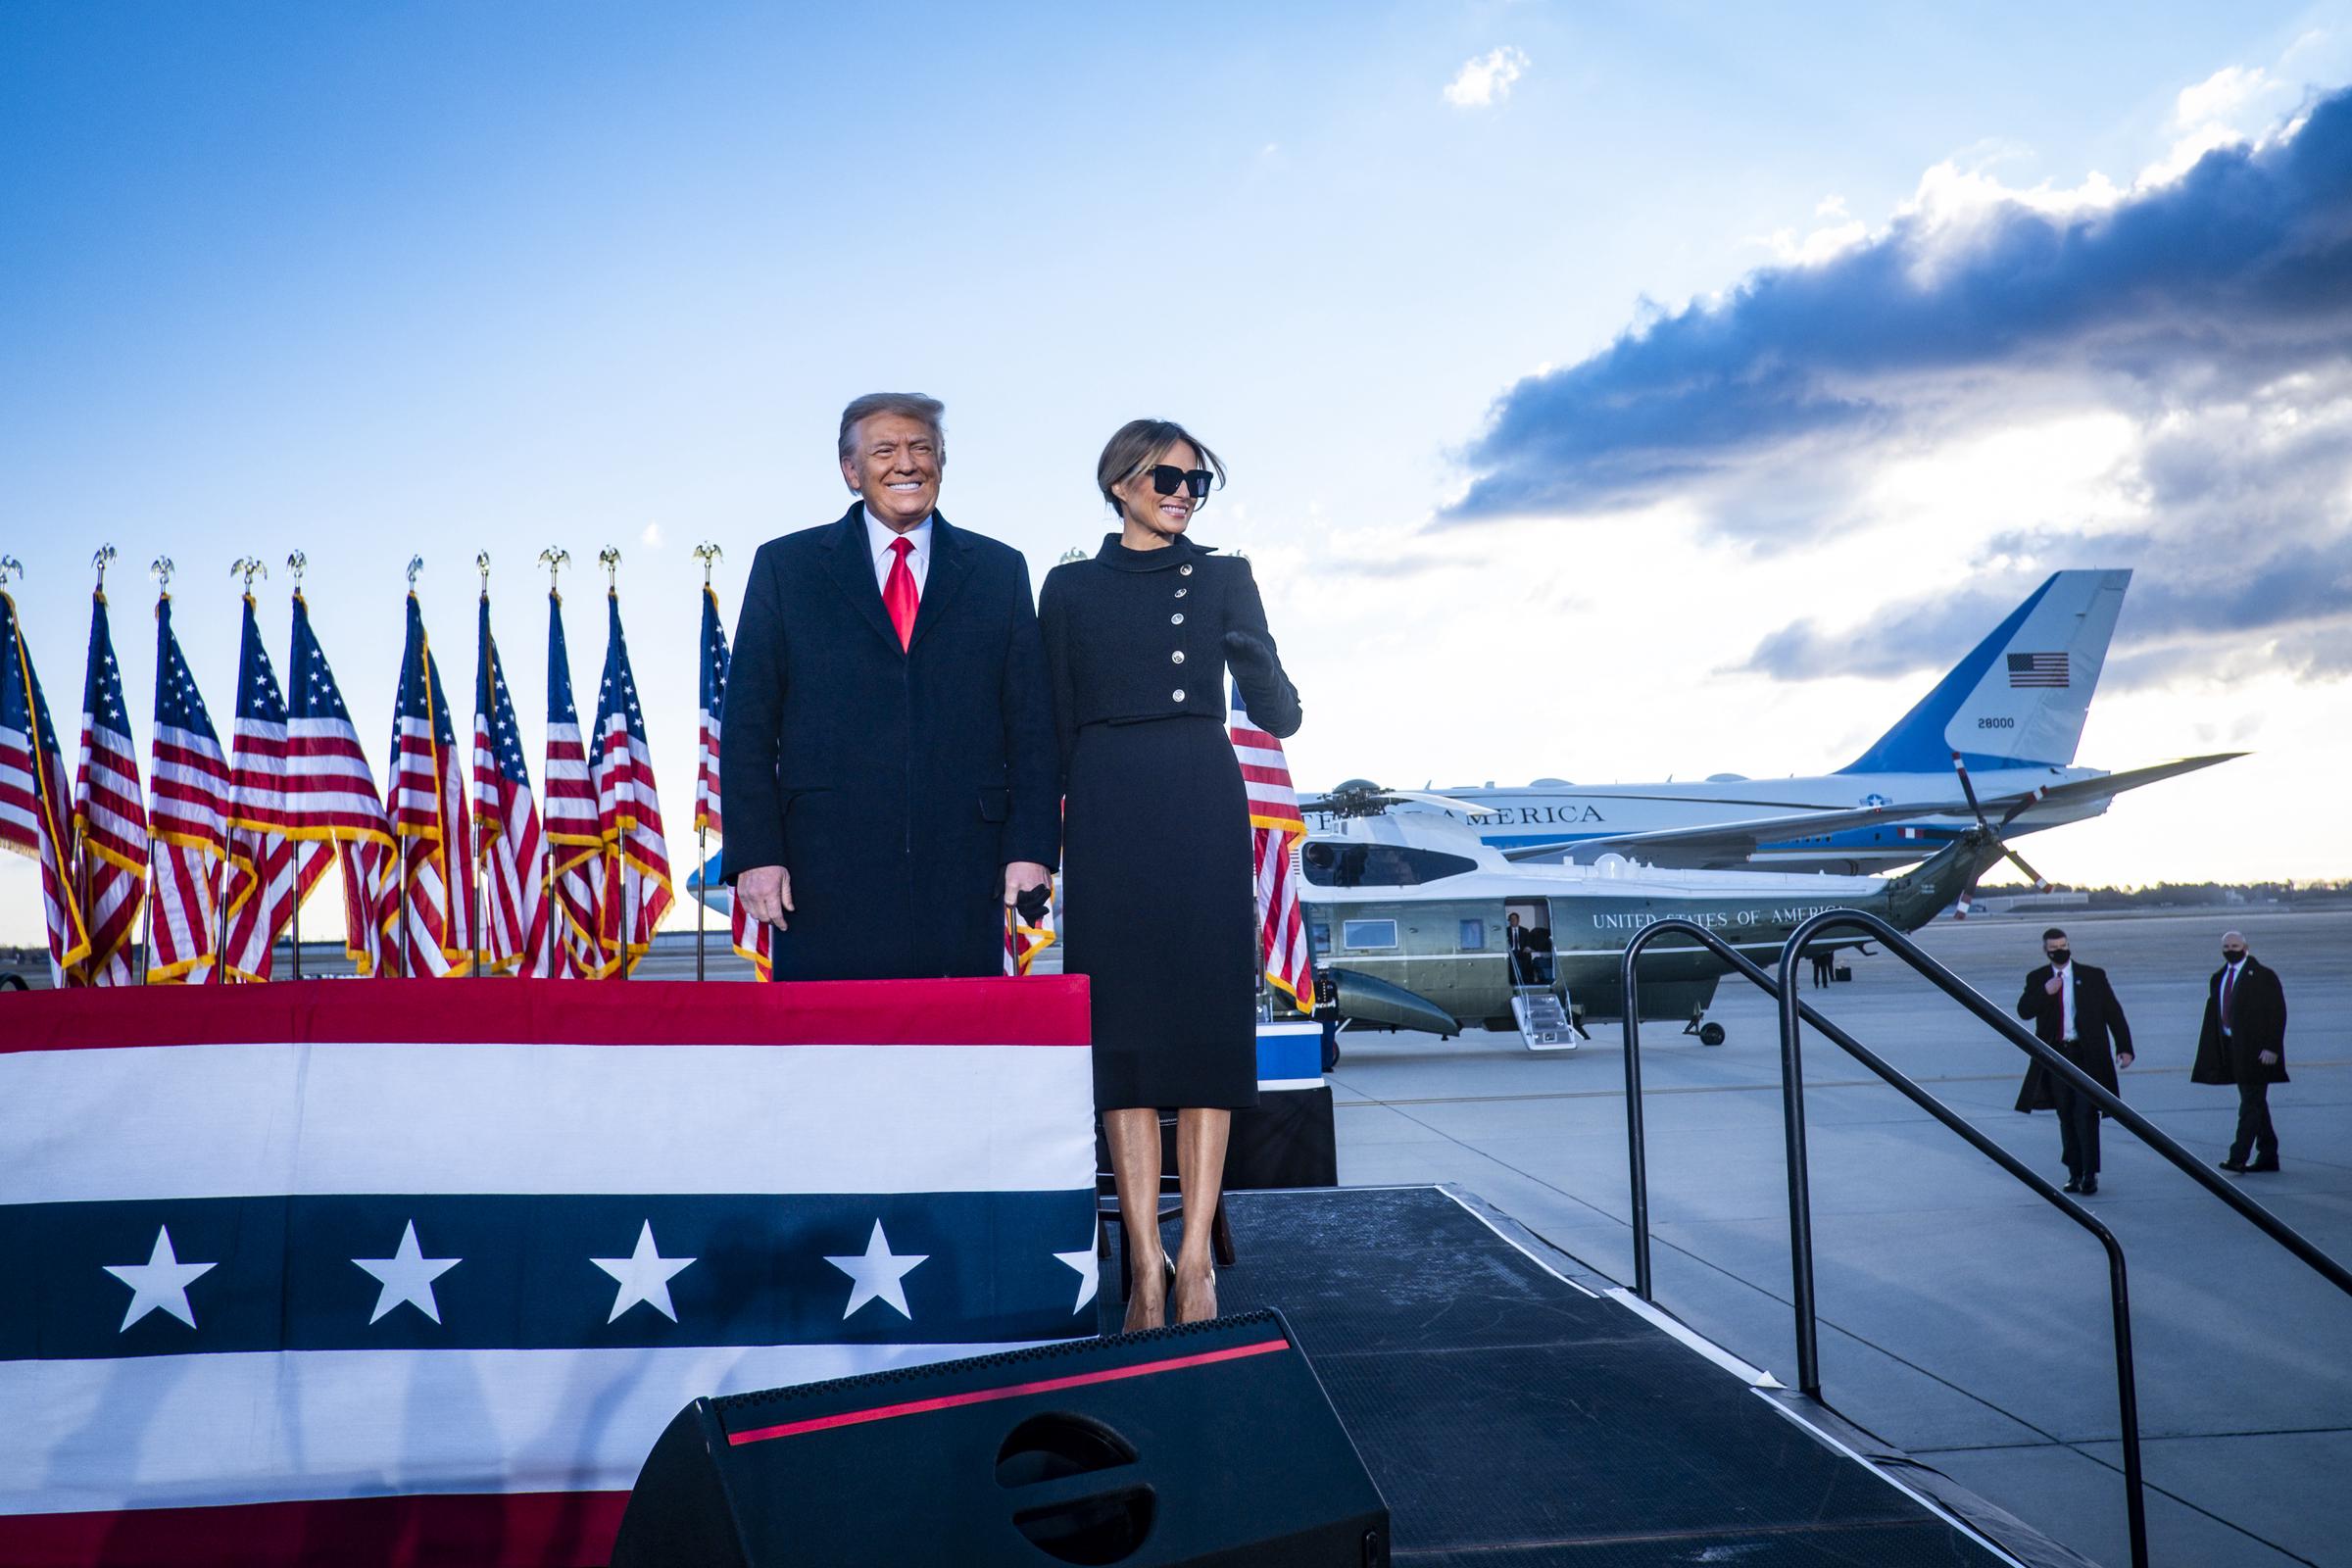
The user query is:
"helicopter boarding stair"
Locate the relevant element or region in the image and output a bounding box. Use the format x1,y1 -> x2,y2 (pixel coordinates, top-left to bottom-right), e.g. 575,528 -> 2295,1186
1510,985 -> 1575,1050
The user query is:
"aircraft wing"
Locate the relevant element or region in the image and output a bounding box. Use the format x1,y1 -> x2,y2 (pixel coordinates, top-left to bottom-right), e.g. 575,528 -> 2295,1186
1990,753 -> 2245,815
1499,753 -> 2246,868
1500,799 -> 1971,867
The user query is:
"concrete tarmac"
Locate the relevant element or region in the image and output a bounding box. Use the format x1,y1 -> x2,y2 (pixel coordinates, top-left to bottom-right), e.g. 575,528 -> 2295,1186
1327,907 -> 2351,1568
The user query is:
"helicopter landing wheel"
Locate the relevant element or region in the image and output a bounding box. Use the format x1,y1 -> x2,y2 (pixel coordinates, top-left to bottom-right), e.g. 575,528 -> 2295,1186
1697,1021 -> 1727,1048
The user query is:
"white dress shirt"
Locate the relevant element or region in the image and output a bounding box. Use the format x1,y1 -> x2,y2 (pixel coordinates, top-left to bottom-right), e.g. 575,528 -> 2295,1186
2057,961 -> 2077,1041
862,508 -> 933,595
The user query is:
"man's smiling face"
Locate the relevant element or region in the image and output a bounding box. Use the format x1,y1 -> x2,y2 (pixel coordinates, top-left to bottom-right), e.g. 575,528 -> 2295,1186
842,412 -> 941,530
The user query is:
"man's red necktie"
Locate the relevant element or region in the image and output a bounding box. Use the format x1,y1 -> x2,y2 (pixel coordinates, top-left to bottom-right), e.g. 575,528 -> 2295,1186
2222,965 -> 2237,1031
883,536 -> 919,650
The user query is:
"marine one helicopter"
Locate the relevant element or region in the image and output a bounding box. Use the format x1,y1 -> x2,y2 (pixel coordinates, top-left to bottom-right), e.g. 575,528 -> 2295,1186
1290,773 -> 2040,1050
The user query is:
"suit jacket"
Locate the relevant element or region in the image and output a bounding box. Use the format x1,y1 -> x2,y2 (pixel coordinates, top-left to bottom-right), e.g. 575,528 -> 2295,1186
2013,960 -> 2132,1112
2191,956 -> 2288,1086
718,505 -> 1059,981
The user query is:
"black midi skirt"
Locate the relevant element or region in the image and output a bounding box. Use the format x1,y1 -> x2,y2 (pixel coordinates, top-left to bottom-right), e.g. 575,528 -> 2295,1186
1061,714 -> 1260,1111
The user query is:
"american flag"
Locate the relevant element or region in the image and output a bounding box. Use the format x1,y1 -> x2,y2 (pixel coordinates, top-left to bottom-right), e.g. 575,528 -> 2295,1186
473,594 -> 549,975
1,585 -> 89,985
698,584 -> 770,978
144,594 -> 229,983
593,589 -> 673,974
1231,682 -> 1313,1011
2006,652 -> 2070,689
71,590 -> 147,986
543,591 -> 608,978
288,591 -> 397,975
388,592 -> 477,976
220,594 -> 328,982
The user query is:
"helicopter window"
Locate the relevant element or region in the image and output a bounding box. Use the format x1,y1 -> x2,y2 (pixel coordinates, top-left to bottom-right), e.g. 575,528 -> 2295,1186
1458,918 -> 1486,950
1340,919 -> 1398,950
1301,845 -> 1476,888
1308,918 -> 1331,956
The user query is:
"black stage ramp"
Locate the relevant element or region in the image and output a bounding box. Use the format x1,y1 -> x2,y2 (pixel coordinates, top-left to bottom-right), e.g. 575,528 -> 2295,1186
1102,1186 -> 2069,1568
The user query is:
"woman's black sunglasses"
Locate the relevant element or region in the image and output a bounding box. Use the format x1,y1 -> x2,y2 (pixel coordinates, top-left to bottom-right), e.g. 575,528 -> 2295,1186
1148,465 -> 1215,500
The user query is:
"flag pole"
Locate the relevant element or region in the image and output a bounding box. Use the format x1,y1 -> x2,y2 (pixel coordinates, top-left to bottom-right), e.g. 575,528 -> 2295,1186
692,543 -> 723,983
284,555 -> 308,980
144,562 -> 171,985
472,553 -> 491,980
600,545 -> 629,984
539,548 -> 568,980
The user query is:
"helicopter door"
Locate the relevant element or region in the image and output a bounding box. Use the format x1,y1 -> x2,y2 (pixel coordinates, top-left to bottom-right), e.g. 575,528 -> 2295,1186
1503,900 -> 1551,986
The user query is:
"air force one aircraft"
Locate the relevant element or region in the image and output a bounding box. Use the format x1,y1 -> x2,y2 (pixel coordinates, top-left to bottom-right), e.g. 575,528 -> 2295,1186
1349,569 -> 2240,875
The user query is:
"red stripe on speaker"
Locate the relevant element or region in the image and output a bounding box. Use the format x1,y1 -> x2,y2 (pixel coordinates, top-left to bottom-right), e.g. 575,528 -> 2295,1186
727,1337 -> 1293,1446
0,1490 -> 628,1567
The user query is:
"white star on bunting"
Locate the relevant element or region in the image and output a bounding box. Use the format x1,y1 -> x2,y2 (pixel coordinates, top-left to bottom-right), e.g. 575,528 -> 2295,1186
105,1226 -> 217,1332
826,1220 -> 927,1321
591,1220 -> 696,1323
1054,1247 -> 1100,1313
352,1220 -> 463,1325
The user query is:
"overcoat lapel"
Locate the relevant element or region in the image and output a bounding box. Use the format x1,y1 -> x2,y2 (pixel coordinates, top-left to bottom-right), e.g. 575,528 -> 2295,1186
818,504 -> 903,651
908,513 -> 975,652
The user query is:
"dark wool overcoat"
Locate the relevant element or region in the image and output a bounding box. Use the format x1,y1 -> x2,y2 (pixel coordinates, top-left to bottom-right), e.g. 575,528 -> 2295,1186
2013,961 -> 2133,1113
2190,956 -> 2289,1087
719,506 -> 1059,981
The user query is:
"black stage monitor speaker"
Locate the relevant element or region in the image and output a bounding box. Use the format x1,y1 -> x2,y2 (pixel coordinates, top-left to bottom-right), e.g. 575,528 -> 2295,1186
611,1307 -> 1388,1567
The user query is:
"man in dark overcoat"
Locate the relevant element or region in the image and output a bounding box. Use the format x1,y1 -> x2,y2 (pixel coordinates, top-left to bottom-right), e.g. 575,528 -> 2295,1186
719,392 -> 1057,980
2193,929 -> 2289,1173
2014,926 -> 2134,1195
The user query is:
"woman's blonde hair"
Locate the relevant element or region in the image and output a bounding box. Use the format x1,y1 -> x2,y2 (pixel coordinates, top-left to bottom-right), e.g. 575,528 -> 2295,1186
1096,418 -> 1227,512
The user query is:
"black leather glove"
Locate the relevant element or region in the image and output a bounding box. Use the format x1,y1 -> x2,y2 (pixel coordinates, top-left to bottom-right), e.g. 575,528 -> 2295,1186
1223,629 -> 1277,680
1014,883 -> 1052,924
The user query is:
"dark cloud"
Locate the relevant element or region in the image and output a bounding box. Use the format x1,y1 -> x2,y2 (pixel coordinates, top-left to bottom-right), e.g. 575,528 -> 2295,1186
1446,85 -> 2352,520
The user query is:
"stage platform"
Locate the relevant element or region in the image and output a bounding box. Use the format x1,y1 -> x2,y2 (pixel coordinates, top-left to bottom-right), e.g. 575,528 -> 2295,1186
1106,1185 -> 2083,1567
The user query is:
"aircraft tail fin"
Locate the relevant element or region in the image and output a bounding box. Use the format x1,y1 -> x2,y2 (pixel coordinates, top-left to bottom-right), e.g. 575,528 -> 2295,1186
1839,569 -> 2131,774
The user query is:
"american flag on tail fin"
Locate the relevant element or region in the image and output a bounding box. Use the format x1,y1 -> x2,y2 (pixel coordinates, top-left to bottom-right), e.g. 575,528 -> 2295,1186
72,590 -> 146,985
388,592 -> 476,976
0,584 -> 88,985
220,594 -> 323,982
474,595 -> 548,975
144,595 -> 228,983
543,591 -> 607,977
593,589 -> 672,975
1230,682 -> 1313,1011
287,592 -> 396,975
698,584 -> 770,978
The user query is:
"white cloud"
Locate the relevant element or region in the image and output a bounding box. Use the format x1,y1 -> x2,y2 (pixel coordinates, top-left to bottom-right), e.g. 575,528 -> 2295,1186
2175,65 -> 2276,130
640,522 -> 664,549
1443,46 -> 1529,110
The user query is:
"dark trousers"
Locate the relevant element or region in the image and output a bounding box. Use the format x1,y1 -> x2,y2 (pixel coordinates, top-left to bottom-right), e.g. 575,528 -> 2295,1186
2051,1070 -> 2101,1179
2231,1080 -> 2278,1164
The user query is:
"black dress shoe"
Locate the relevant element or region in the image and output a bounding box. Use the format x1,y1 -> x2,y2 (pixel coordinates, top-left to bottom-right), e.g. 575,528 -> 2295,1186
2079,1176 -> 2098,1196
2062,1177 -> 2082,1194
2246,1158 -> 2280,1173
2220,1157 -> 2248,1173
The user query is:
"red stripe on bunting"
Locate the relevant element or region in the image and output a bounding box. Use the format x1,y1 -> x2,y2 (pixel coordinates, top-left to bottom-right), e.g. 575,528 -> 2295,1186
1,974 -> 1093,1053
0,1489 -> 628,1568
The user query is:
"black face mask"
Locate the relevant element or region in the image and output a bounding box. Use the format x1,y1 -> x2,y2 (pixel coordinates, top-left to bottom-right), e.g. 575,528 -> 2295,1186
2223,950 -> 2246,963
2046,949 -> 2070,965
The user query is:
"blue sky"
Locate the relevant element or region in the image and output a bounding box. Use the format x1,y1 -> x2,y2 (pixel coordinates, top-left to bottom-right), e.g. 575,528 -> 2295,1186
5,2 -> 2350,941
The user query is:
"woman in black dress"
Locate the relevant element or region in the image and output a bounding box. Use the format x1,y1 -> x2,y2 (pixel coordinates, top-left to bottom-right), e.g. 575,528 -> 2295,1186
1040,418 -> 1301,1331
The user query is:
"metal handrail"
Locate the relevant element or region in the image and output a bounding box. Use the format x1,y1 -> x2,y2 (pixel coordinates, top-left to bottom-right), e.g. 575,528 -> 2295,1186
1777,909 -> 2352,1305
1618,917 -> 2163,1563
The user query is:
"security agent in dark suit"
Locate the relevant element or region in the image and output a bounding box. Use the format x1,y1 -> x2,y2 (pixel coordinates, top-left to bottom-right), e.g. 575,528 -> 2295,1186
2014,926 -> 2134,1195
719,393 -> 1059,980
2192,930 -> 2289,1173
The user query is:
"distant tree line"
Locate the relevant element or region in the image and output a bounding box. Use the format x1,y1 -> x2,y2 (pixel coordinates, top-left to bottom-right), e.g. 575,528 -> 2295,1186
2028,881 -> 2351,909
